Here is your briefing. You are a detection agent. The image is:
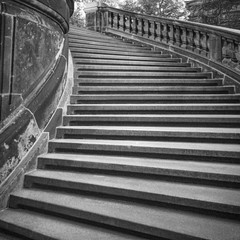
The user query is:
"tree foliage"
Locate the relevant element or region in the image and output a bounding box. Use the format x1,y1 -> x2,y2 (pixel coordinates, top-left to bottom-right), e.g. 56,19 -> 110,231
70,0 -> 187,27
192,0 -> 240,29
120,0 -> 187,19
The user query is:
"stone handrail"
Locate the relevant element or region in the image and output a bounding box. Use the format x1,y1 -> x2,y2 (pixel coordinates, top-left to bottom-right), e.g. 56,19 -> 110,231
85,3 -> 240,73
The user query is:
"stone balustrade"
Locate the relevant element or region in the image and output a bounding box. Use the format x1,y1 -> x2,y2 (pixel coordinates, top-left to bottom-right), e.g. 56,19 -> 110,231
85,3 -> 240,74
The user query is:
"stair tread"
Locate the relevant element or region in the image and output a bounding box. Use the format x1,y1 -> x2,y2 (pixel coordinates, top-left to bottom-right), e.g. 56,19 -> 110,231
50,138 -> 240,153
74,59 -> 183,65
69,40 -> 151,50
76,72 -> 211,77
39,153 -> 240,179
10,189 -> 240,240
58,125 -> 240,134
77,66 -> 199,71
72,94 -> 236,97
75,78 -> 221,82
72,53 -> 173,60
73,56 -> 180,62
70,48 -> 164,57
57,125 -> 240,134
0,209 -> 142,240
65,114 -> 240,118
27,169 -> 240,211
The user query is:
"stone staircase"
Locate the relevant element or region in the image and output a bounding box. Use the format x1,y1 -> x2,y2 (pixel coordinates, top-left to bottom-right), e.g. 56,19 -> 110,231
1,27 -> 240,239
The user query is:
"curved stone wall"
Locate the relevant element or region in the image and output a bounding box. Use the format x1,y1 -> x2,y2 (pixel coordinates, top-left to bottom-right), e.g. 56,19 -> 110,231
0,0 -> 73,184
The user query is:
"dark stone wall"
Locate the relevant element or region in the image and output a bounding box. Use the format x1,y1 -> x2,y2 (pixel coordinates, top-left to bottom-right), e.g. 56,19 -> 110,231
0,0 -> 73,183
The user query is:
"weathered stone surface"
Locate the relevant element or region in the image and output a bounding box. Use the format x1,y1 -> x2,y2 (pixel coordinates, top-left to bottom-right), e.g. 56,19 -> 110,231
0,0 -> 73,184
0,132 -> 48,209
0,108 -> 40,183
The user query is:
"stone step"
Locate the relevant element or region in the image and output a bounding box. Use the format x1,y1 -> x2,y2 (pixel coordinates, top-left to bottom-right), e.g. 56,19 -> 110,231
48,139 -> 240,162
74,58 -> 185,65
72,86 -> 233,95
55,126 -> 240,143
67,103 -> 240,115
9,189 -> 240,240
76,65 -> 201,72
24,170 -> 240,216
72,53 -> 172,61
69,32 -> 127,43
0,231 -> 23,240
74,58 -> 182,65
69,43 -> 154,53
0,209 -> 142,240
70,94 -> 240,104
38,153 -> 240,185
75,72 -> 212,79
74,77 -> 221,85
74,79 -> 223,86
24,169 -> 240,215
63,114 -> 240,128
70,48 -> 165,57
69,39 -> 152,50
69,33 -> 145,48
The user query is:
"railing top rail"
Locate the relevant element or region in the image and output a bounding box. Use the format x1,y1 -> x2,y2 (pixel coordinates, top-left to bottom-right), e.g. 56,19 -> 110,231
103,5 -> 240,40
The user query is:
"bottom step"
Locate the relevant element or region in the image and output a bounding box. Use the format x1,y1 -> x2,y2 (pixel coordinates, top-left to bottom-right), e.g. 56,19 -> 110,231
0,209 -> 144,240
8,189 -> 240,240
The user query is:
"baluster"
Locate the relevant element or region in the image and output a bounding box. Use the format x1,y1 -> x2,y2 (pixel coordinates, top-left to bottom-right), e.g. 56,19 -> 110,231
193,30 -> 201,54
200,32 -> 208,57
155,22 -> 161,42
222,38 -> 229,65
174,26 -> 181,46
169,24 -> 174,45
113,13 -> 117,29
235,42 -> 240,71
128,16 -> 132,33
149,21 -> 155,40
180,27 -> 187,48
119,14 -> 124,31
187,28 -> 194,51
162,23 -> 168,44
230,40 -> 239,69
222,38 -> 235,68
132,17 -> 137,34
138,18 -> 143,36
107,11 -> 112,28
125,15 -> 130,33
143,19 -> 149,38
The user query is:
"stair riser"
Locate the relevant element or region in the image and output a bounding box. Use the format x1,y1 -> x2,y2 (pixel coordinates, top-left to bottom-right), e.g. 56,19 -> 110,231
0,222 -> 50,240
76,67 -> 201,72
74,59 -> 183,65
63,116 -> 240,128
67,106 -> 240,115
70,94 -> 240,104
72,99 -> 240,104
69,40 -> 152,50
72,53 -> 172,61
75,83 -> 222,87
37,157 -> 240,186
48,142 -> 240,162
69,44 -> 156,53
74,72 -> 212,79
70,48 -> 164,57
8,195 -> 195,240
74,58 -> 181,63
69,42 -> 153,53
23,175 -> 240,216
56,129 -> 240,144
69,34 -> 131,44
